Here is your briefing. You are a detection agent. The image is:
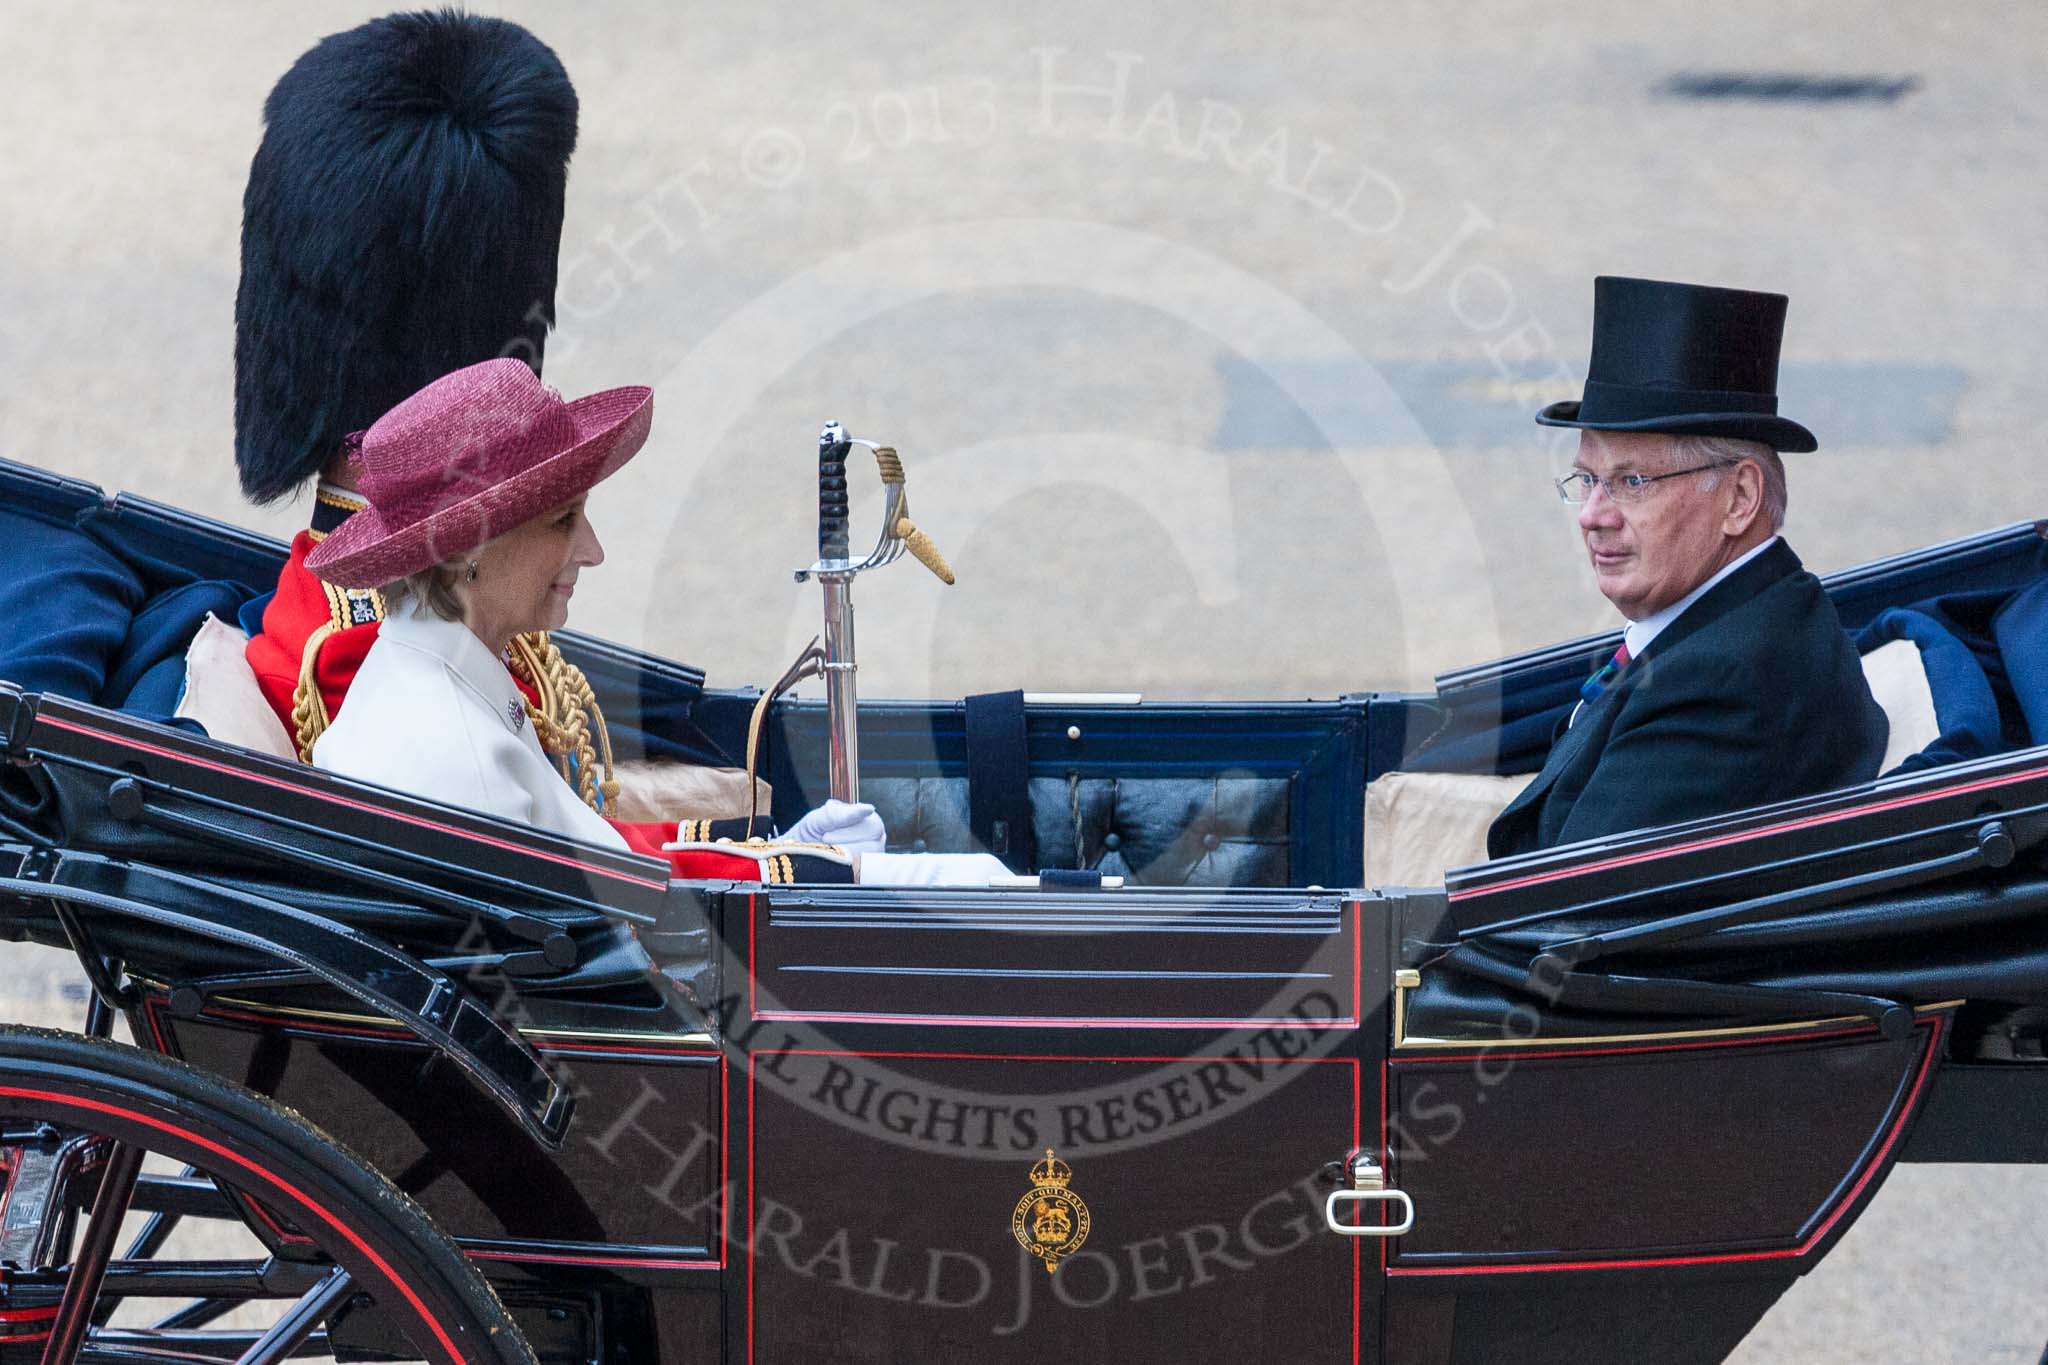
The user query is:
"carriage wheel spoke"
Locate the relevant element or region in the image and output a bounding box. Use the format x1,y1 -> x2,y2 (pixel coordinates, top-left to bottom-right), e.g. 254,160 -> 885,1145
231,1268 -> 353,1365
118,1165 -> 196,1268
97,1213 -> 178,1331
40,1140 -> 145,1365
98,1167 -> 196,1331
3,1032 -> 509,1363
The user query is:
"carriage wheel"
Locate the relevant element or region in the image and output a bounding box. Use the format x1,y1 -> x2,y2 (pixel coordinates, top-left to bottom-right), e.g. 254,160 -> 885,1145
0,1026 -> 535,1364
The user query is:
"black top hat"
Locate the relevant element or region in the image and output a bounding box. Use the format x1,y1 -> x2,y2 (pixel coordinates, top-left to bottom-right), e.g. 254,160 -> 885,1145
1536,276 -> 1816,453
234,11 -> 579,505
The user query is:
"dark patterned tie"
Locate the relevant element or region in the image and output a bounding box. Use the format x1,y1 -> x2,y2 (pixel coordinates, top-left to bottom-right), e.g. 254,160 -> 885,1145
1579,641 -> 1632,704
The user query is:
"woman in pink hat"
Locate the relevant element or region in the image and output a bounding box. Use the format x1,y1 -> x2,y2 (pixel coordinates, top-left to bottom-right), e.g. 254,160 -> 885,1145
306,359 -> 999,886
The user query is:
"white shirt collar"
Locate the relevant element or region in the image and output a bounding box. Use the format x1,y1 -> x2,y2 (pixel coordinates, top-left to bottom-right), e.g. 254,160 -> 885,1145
1622,535 -> 1779,659
377,607 -> 530,736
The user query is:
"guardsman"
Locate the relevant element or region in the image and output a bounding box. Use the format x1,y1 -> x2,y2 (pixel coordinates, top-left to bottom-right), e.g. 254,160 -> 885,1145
232,11 -> 887,875
235,10 -> 582,765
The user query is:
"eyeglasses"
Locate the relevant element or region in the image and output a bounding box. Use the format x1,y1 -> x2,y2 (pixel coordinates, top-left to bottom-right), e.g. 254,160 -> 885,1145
1554,459 -> 1738,505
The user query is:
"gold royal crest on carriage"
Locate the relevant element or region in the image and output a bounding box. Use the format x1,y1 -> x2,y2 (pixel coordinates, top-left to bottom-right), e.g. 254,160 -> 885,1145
1011,1148 -> 1092,1273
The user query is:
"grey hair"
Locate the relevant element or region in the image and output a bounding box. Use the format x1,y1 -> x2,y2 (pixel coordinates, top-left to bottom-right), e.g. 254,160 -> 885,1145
1671,434 -> 1786,532
380,562 -> 469,623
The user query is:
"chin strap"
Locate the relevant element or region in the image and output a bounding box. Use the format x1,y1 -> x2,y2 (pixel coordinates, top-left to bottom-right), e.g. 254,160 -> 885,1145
508,632 -> 620,813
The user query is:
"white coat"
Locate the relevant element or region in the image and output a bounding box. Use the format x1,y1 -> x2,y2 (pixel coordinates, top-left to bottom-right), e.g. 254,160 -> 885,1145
312,607 -> 629,851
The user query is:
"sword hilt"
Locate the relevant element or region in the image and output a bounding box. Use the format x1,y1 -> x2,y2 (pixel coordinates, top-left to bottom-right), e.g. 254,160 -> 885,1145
818,421 -> 851,564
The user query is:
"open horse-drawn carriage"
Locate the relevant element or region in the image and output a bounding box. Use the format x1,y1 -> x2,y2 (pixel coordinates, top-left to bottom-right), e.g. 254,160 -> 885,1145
2,439 -> 2046,1363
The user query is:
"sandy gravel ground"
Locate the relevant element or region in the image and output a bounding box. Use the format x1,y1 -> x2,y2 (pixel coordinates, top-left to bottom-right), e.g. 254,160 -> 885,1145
3,2 -> 2045,1360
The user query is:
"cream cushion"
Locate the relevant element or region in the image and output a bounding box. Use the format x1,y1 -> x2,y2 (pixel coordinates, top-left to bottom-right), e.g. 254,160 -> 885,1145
173,613 -> 298,760
1363,770 -> 1535,887
608,759 -> 773,824
1859,637 -> 1938,774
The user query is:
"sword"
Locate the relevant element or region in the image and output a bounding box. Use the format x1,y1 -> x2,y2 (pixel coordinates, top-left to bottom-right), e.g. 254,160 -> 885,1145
795,421 -> 955,802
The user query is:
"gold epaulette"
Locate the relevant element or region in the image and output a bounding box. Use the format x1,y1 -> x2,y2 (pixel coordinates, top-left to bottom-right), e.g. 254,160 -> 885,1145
319,578 -> 385,632
287,587 -> 383,764
509,632 -> 620,816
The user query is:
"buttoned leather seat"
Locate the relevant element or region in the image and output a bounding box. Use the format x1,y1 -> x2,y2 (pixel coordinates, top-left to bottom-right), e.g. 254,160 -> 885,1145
864,774 -> 1292,886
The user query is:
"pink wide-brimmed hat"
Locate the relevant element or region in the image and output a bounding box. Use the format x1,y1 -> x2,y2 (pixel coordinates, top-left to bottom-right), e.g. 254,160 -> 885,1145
305,358 -> 652,588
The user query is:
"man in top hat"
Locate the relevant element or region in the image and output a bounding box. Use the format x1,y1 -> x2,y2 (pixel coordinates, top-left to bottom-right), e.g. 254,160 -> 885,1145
232,10 -> 887,874
1486,276 -> 1888,858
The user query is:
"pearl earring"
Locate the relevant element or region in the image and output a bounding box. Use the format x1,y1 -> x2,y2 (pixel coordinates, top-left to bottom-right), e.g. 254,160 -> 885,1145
464,561 -> 480,583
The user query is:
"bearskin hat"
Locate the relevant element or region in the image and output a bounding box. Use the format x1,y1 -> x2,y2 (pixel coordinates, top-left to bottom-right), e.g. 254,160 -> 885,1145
234,9 -> 578,504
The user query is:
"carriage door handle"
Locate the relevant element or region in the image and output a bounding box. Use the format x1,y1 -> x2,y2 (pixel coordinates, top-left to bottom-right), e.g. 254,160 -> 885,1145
1324,1152 -> 1414,1237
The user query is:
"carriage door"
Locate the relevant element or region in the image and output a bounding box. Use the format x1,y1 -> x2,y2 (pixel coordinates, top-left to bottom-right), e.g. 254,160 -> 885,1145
720,883 -> 1388,1364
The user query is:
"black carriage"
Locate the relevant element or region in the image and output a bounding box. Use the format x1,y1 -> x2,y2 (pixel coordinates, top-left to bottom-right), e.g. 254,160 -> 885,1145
3,453 -> 2046,1363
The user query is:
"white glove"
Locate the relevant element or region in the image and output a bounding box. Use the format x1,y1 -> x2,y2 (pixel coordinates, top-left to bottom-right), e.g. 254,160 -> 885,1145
785,799 -> 887,852
856,851 -> 1010,886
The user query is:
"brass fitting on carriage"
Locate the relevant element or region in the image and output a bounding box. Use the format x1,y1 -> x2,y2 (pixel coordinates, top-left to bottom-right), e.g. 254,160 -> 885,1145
793,421 -> 957,803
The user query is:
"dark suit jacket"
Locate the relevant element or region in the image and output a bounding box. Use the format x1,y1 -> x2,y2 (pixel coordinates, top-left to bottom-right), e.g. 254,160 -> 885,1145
1487,539 -> 1888,858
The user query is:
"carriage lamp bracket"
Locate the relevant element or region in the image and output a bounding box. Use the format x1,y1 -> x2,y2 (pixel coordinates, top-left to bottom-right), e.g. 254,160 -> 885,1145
0,1129 -> 112,1272
1323,1151 -> 1414,1237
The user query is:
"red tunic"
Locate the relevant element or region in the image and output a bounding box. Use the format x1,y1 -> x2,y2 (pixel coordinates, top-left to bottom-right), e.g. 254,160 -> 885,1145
244,531 -> 391,738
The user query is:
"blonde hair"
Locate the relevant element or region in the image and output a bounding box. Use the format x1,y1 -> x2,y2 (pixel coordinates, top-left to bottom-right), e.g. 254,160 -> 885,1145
1671,434 -> 1786,531
380,562 -> 469,622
